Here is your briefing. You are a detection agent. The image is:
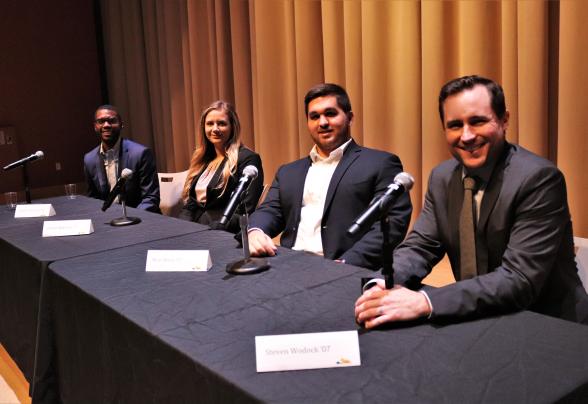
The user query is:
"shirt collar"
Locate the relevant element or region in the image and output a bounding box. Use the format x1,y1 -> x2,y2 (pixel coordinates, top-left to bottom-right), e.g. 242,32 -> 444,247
309,138 -> 352,163
100,136 -> 122,157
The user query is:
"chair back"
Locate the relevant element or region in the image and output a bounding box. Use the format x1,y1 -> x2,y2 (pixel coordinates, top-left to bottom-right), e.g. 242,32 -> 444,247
574,236 -> 588,293
158,170 -> 189,217
257,184 -> 271,208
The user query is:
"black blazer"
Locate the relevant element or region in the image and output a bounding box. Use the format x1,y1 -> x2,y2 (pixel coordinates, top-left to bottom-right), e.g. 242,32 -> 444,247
178,147 -> 263,233
83,138 -> 161,213
248,140 -> 412,270
394,143 -> 588,323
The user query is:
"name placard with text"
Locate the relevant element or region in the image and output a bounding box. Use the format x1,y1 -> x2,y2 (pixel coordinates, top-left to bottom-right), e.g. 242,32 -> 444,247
42,219 -> 94,237
146,250 -> 212,272
15,204 -> 56,218
255,330 -> 360,372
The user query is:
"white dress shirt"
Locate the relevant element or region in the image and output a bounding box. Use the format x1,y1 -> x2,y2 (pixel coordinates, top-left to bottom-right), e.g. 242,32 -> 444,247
100,137 -> 122,190
292,139 -> 352,255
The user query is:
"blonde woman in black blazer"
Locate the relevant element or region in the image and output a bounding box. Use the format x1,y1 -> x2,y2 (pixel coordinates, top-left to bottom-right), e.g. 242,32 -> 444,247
178,100 -> 263,233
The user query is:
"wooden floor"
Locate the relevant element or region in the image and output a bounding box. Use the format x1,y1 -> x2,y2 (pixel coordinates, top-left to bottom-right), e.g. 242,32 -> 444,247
0,345 -> 30,404
0,257 -> 453,404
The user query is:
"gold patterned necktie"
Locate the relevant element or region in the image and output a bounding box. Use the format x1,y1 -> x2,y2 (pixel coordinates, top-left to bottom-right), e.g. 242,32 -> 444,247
459,176 -> 477,280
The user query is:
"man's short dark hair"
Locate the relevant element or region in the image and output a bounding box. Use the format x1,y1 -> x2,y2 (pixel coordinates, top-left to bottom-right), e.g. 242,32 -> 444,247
95,104 -> 122,121
304,83 -> 352,116
438,75 -> 506,124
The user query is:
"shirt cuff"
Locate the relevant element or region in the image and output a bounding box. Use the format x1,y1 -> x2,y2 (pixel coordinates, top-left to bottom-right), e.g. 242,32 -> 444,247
362,278 -> 380,292
247,227 -> 264,234
418,290 -> 434,319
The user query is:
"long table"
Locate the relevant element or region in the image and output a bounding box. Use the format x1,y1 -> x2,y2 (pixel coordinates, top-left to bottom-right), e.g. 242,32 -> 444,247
0,196 -> 207,400
46,231 -> 588,403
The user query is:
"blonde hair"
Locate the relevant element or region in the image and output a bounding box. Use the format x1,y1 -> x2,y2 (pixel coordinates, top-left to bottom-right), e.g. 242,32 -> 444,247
183,100 -> 242,200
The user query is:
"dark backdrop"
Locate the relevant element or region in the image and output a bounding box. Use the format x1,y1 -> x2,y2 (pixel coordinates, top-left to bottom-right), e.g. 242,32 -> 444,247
0,0 -> 104,194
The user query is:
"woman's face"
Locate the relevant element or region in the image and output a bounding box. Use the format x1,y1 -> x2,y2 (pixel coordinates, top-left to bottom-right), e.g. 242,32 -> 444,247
204,109 -> 232,149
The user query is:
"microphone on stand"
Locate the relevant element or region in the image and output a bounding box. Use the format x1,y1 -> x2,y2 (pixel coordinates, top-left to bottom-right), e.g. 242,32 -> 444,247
221,165 -> 270,275
347,172 -> 414,290
102,168 -> 133,211
347,172 -> 414,236
3,151 -> 45,203
102,168 -> 141,226
219,165 -> 258,227
3,151 -> 44,171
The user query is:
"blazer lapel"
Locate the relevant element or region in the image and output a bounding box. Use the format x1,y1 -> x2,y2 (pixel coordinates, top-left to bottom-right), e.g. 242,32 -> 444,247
475,143 -> 512,274
205,157 -> 228,203
118,138 -> 128,178
477,144 -> 512,232
95,151 -> 110,196
323,141 -> 360,216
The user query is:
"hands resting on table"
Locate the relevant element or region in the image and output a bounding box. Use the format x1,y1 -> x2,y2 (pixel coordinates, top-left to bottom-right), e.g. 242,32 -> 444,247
247,229 -> 278,257
247,231 -> 431,328
354,279 -> 432,328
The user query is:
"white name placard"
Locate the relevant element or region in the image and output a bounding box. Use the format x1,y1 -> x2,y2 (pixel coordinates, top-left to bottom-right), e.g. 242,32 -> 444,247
145,250 -> 212,272
255,330 -> 361,372
42,219 -> 94,237
15,204 -> 56,218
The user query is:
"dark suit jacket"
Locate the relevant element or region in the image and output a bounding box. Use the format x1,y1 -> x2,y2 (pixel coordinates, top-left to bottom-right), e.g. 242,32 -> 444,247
249,140 -> 412,270
394,143 -> 588,323
178,147 -> 264,233
83,138 -> 161,213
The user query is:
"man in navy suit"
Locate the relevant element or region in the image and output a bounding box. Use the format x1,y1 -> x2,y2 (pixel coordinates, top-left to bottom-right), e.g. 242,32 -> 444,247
248,83 -> 412,270
355,75 -> 588,325
84,105 -> 161,213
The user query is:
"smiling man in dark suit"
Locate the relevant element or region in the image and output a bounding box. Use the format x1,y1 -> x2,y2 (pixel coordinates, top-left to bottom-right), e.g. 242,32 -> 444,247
84,105 -> 161,213
247,83 -> 412,270
355,75 -> 588,326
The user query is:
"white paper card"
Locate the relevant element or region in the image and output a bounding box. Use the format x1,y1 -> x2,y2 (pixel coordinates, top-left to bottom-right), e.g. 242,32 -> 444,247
42,219 -> 94,237
255,330 -> 361,372
145,250 -> 212,272
15,204 -> 56,218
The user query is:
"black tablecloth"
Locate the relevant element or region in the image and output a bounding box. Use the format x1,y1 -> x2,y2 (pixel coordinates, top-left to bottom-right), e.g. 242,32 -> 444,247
0,196 -> 206,391
47,231 -> 588,403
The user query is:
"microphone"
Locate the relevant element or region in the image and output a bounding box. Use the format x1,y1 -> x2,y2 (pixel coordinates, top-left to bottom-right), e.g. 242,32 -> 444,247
101,168 -> 133,211
347,172 -> 414,236
219,165 -> 258,226
3,151 -> 45,171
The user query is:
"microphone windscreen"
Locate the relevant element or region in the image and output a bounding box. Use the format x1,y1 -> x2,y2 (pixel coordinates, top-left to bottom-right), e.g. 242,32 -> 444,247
35,151 -> 45,159
394,172 -> 414,191
121,168 -> 133,179
243,165 -> 258,179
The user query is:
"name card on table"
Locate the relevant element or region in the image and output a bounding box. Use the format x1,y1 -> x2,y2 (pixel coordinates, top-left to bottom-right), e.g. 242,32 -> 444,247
15,204 -> 56,218
145,250 -> 212,272
255,330 -> 361,372
42,219 -> 94,237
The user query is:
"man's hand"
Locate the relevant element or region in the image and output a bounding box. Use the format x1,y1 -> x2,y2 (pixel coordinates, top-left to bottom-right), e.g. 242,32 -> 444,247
354,279 -> 431,328
248,229 -> 278,257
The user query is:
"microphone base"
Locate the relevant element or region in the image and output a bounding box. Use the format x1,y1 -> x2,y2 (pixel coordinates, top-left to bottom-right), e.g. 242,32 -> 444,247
110,216 -> 141,226
226,257 -> 270,275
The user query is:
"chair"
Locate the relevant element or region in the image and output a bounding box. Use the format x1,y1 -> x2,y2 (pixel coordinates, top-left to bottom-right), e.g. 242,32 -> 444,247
158,170 -> 188,217
574,236 -> 588,293
257,184 -> 270,208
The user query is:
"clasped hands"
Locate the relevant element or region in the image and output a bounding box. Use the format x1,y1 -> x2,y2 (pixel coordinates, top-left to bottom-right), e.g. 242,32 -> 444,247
354,279 -> 432,328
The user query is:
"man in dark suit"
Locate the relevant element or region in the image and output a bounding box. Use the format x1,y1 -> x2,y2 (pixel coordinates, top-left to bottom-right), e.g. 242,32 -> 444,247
356,75 -> 588,325
84,105 -> 161,213
248,83 -> 412,270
